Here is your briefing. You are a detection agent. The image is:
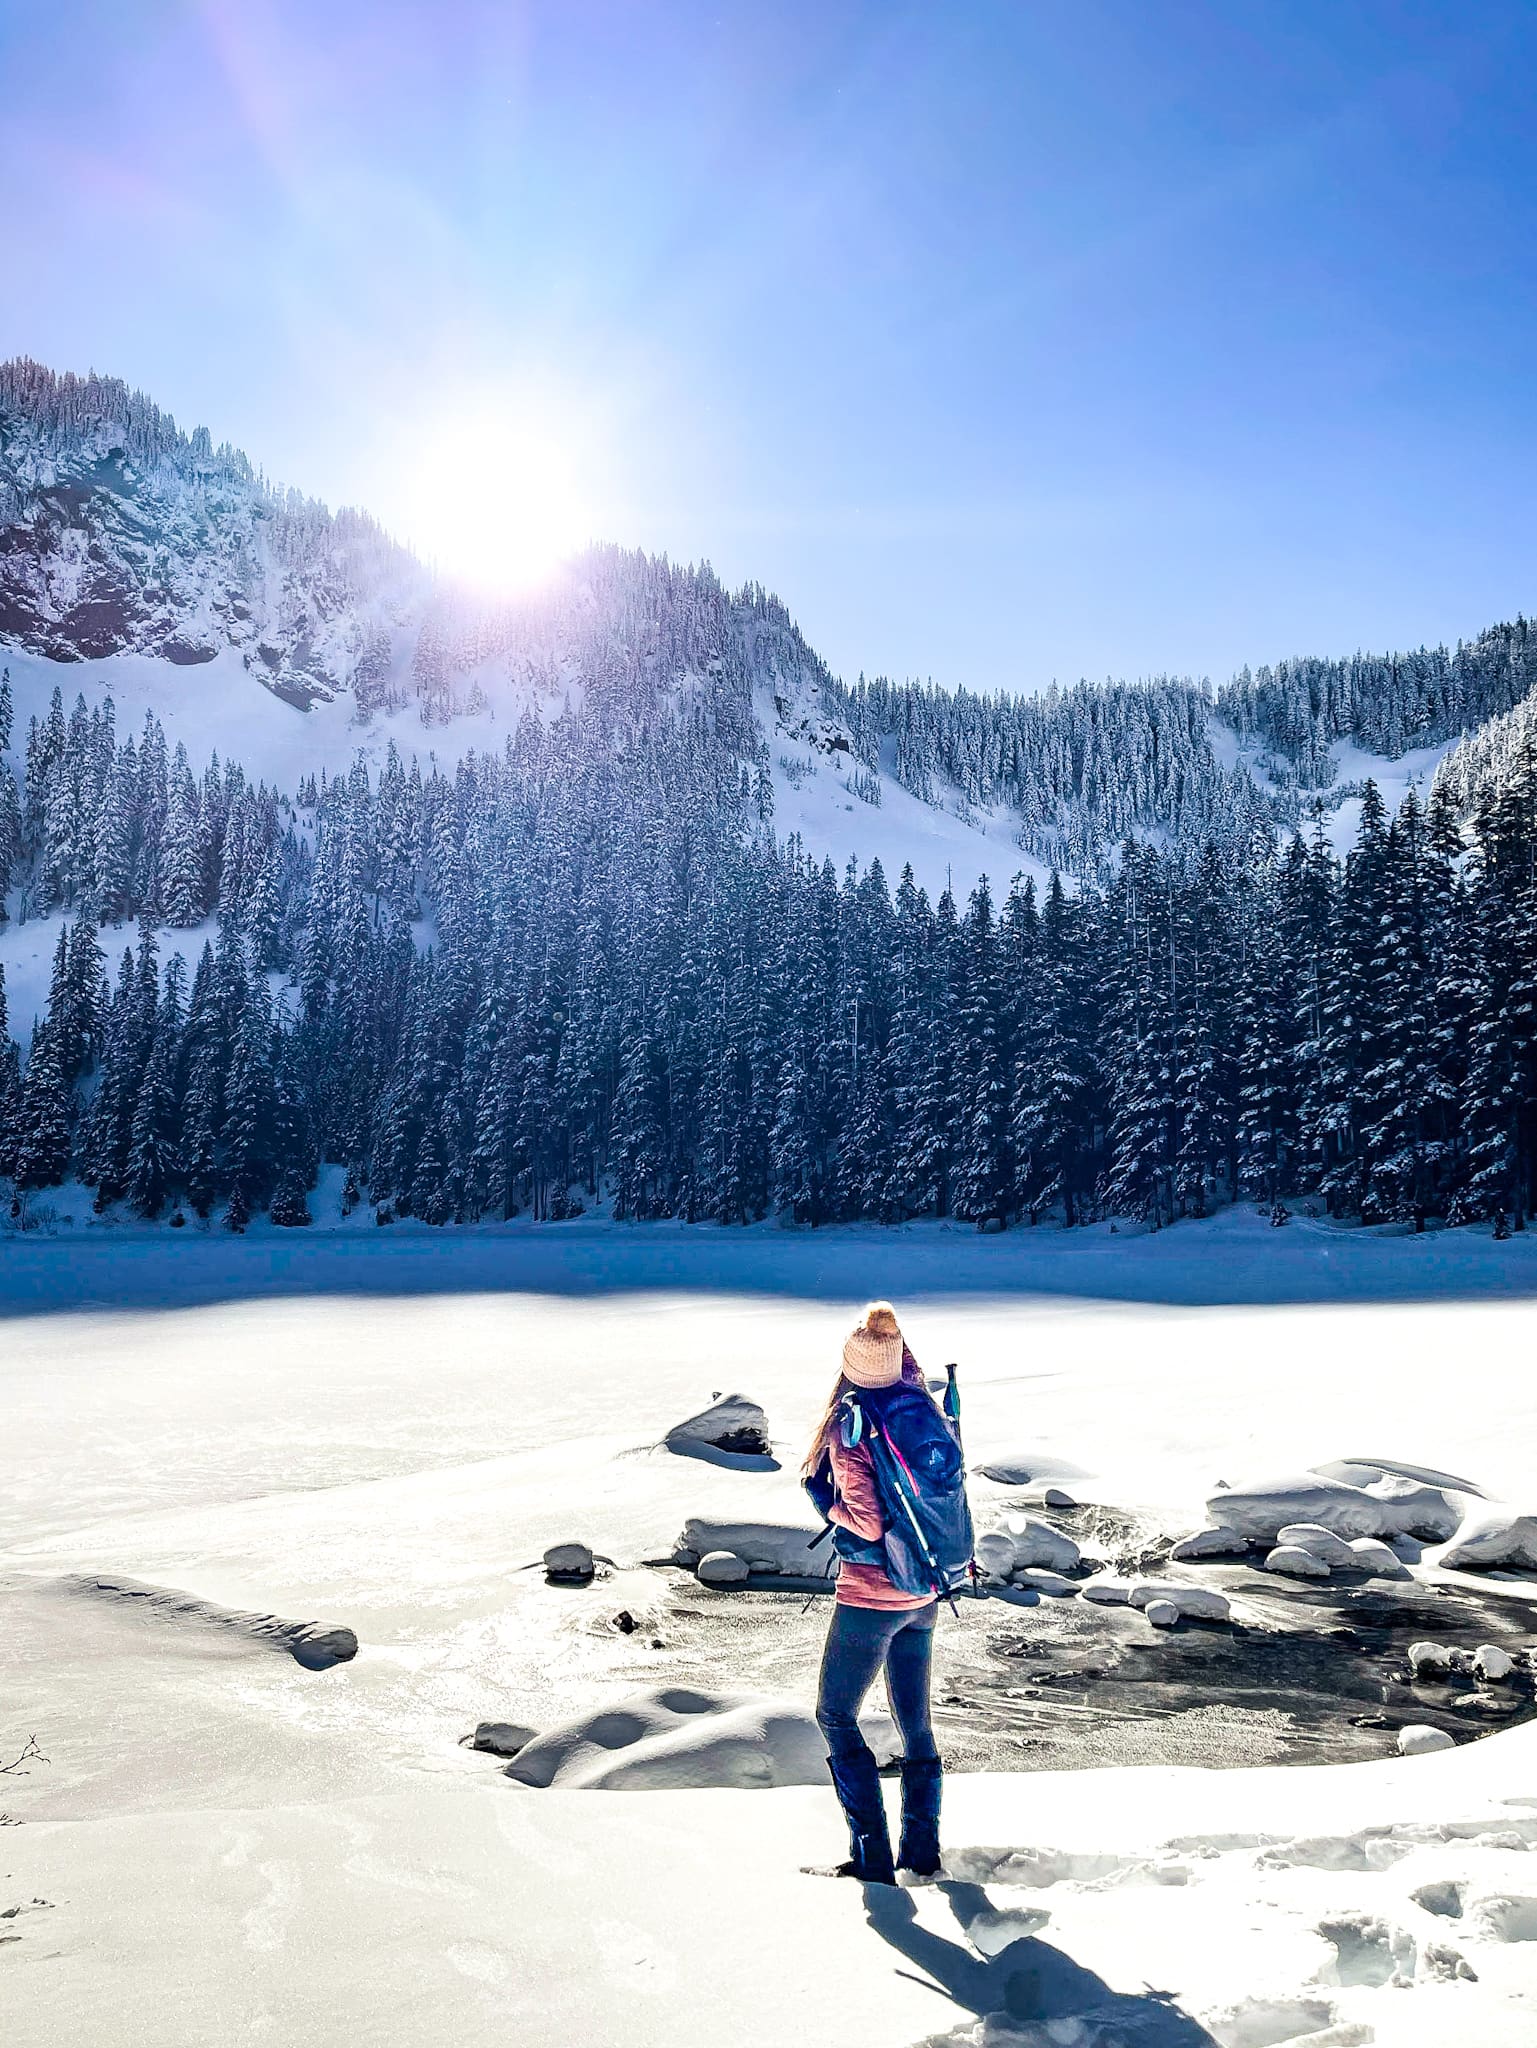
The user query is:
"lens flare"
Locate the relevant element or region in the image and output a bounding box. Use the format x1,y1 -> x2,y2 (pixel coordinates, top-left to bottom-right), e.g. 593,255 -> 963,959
402,399 -> 594,596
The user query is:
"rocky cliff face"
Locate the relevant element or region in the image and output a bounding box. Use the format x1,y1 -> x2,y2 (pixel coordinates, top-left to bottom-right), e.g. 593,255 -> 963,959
0,359 -> 424,708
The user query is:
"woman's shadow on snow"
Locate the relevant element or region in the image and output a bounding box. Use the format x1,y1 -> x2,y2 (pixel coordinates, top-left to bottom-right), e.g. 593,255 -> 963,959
864,1880 -> 1216,2045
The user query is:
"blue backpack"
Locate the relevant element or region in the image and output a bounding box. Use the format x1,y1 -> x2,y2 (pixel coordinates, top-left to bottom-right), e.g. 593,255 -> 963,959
805,1372 -> 976,1600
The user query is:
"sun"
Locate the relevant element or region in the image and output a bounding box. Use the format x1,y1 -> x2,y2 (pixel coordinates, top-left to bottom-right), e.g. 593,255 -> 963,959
402,398 -> 595,597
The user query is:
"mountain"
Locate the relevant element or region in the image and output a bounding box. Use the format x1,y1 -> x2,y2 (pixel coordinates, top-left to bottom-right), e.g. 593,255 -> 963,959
3,359 -> 1537,1237
7,358 -> 1534,893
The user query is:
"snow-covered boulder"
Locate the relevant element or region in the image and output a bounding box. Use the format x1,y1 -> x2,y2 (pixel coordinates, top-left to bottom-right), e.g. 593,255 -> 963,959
697,1551 -> 750,1587
1018,1568 -> 1078,1597
674,1519 -> 827,1578
1348,1537 -> 1410,1579
663,1393 -> 772,1460
1170,1527 -> 1251,1561
1364,1475 -> 1460,1541
1397,1725 -> 1456,1756
1473,1644 -> 1518,1684
1277,1524 -> 1359,1570
1408,1641 -> 1458,1680
505,1686 -> 897,1791
1209,1473 -> 1386,1542
999,1514 -> 1080,1572
975,1531 -> 1019,1582
1042,1486 -> 1080,1510
1211,1470 -> 1457,1545
1315,1456 -> 1486,1499
1440,1508 -> 1537,1572
1144,1600 -> 1180,1628
1264,1545 -> 1331,1579
543,1542 -> 595,1584
1080,1575 -> 1134,1604
1127,1580 -> 1231,1622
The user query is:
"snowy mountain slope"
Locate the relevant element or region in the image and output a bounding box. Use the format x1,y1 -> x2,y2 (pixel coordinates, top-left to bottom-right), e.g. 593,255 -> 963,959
0,360 -> 426,710
8,358 -> 1533,912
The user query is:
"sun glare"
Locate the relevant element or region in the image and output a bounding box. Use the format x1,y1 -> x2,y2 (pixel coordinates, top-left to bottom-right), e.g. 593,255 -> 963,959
403,401 -> 594,597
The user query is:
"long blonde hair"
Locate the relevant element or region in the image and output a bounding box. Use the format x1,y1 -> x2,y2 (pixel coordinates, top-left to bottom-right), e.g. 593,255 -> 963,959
802,1302 -> 915,1475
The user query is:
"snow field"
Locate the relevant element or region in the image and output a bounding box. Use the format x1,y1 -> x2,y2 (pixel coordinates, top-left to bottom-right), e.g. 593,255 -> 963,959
3,1226 -> 1537,2046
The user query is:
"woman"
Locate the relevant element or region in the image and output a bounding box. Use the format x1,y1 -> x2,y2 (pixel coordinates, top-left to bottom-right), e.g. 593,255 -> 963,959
803,1300 -> 944,1886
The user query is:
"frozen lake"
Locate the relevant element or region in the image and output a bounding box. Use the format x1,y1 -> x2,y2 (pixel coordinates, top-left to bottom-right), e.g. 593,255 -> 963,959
5,1212 -> 1537,2048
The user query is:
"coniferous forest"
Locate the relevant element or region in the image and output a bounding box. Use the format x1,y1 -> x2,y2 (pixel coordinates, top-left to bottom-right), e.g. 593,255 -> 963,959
4,615 -> 1537,1235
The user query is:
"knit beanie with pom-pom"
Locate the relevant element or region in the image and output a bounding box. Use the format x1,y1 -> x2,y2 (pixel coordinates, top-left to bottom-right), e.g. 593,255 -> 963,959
841,1301 -> 905,1387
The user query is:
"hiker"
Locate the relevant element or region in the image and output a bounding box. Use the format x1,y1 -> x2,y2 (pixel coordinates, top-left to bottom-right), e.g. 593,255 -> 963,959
802,1300 -> 972,1885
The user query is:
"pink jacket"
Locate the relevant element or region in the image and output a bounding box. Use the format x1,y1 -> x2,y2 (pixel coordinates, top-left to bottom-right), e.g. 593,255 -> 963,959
827,1431 -> 933,1611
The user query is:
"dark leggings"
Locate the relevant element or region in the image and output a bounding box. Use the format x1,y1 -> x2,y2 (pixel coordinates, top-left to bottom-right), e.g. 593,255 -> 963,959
815,1599 -> 939,1762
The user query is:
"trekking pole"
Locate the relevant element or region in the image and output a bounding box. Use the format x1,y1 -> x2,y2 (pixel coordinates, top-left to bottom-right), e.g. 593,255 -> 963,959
944,1363 -> 983,1599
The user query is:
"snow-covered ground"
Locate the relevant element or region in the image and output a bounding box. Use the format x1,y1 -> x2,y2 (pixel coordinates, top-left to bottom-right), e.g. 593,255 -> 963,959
3,1213 -> 1536,2046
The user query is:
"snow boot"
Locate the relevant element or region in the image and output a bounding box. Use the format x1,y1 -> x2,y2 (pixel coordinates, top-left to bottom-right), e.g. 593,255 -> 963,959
896,1754 -> 943,1877
825,1748 -> 896,1884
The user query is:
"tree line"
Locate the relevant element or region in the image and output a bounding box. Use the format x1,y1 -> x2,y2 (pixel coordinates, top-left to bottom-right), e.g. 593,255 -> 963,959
4,661 -> 1537,1232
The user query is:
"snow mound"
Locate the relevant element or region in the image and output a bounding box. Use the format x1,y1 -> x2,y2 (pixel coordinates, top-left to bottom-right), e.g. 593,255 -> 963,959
1398,1725 -> 1457,1756
55,1572 -> 357,1668
1170,1527 -> 1252,1561
1263,1544 -> 1331,1579
989,1513 -> 1081,1573
1126,1580 -> 1231,1622
1315,1456 -> 1488,1498
1347,1537 -> 1409,1578
1276,1524 -> 1358,1570
1440,1507 -> 1537,1572
674,1518 -> 829,1579
697,1551 -> 749,1587
503,1685 -> 896,1791
1210,1468 -> 1459,1544
663,1392 -> 774,1464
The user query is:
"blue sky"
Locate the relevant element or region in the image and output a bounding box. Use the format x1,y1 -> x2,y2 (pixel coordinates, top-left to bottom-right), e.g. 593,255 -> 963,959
3,0 -> 1535,692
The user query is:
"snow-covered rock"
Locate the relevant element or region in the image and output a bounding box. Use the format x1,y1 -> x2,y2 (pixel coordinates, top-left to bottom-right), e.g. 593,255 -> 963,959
1210,1473 -> 1385,1542
1264,1545 -> 1331,1579
1170,1527 -> 1251,1561
1127,1580 -> 1231,1622
1440,1507 -> 1537,1572
1408,1641 -> 1458,1680
1276,1524 -> 1359,1570
468,1721 -> 537,1758
504,1686 -> 897,1790
1398,1725 -> 1456,1756
1364,1475 -> 1460,1541
1080,1575 -> 1134,1604
542,1541 -> 595,1583
1315,1456 -> 1487,1498
1473,1644 -> 1518,1684
1042,1486 -> 1080,1509
663,1393 -> 772,1460
996,1513 -> 1080,1572
674,1519 -> 827,1578
696,1551 -> 750,1587
1144,1600 -> 1181,1628
1212,1469 -> 1458,1545
1018,1567 -> 1078,1597
1348,1537 -> 1410,1578
974,1531 -> 1019,1582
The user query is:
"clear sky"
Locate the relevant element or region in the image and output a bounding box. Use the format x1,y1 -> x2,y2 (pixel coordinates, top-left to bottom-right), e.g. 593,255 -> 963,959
4,0 -> 1536,693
